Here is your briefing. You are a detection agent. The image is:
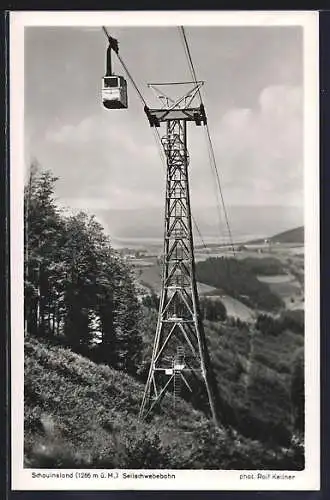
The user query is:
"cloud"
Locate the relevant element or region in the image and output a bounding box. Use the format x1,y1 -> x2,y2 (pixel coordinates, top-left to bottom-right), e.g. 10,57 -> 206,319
45,112 -> 156,157
42,84 -> 303,211
44,111 -> 165,209
201,84 -> 303,206
46,115 -> 114,145
173,84 -> 303,208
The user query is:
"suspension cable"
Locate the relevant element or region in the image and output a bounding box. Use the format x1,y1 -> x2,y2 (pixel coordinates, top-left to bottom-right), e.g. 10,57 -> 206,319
101,27 -> 210,268
179,26 -> 236,258
179,27 -> 203,104
101,26 -> 233,258
102,27 -> 147,107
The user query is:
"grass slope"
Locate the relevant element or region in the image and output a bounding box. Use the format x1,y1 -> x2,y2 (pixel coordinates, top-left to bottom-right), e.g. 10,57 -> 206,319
25,335 -> 303,470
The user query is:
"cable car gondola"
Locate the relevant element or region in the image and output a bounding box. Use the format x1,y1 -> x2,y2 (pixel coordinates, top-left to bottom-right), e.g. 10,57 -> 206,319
102,75 -> 127,109
102,38 -> 128,110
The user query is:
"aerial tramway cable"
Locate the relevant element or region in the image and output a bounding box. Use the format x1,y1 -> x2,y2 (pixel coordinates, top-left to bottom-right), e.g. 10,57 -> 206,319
101,26 -> 235,258
102,26 -> 208,252
100,27 -> 240,422
179,26 -> 236,258
102,26 -> 148,108
101,26 -> 239,318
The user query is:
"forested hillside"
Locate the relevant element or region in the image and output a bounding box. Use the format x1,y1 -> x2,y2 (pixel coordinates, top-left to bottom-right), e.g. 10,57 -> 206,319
138,304 -> 304,446
25,164 -> 142,374
24,166 -> 305,469
25,334 -> 304,469
196,257 -> 284,312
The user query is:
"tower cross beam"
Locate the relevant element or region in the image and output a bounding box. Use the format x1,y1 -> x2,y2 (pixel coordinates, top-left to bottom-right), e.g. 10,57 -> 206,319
148,81 -> 204,110
144,82 -> 207,127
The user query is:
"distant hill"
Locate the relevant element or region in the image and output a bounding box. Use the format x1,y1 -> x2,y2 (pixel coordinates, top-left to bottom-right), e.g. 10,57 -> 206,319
249,226 -> 304,245
270,226 -> 304,244
94,206 -> 303,246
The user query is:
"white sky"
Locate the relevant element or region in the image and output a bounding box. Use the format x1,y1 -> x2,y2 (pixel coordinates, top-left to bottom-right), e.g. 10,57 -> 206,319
25,25 -> 303,211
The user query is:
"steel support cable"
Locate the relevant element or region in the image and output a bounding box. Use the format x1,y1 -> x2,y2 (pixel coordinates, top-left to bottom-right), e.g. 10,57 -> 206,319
101,25 -> 227,257
179,27 -> 242,324
102,27 -> 207,257
101,27 -> 210,290
204,126 -> 236,257
179,26 -> 236,258
102,27 -> 147,107
116,52 -> 148,107
204,127 -> 228,246
180,26 -> 225,234
179,27 -> 203,104
173,34 -> 225,253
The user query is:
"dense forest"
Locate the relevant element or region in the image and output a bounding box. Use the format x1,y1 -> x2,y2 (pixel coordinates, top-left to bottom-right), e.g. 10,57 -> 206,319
196,257 -> 284,311
142,292 -> 227,323
24,164 -> 142,374
240,256 -> 286,276
24,165 -> 305,469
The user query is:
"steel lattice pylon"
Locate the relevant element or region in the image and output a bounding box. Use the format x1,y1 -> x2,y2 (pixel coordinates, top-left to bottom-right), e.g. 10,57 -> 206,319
139,83 -> 221,426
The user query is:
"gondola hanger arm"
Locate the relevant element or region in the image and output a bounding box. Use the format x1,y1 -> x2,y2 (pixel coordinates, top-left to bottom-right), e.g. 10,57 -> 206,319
102,26 -> 119,54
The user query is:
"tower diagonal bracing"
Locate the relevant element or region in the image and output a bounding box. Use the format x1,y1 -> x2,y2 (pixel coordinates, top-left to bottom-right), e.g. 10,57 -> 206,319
139,83 -> 221,426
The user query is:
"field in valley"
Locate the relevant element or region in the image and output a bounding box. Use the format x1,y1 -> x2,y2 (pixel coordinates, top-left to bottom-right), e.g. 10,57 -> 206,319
129,241 -> 304,320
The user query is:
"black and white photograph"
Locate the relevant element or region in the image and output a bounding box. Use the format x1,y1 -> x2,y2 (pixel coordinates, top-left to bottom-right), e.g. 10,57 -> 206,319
10,11 -> 319,491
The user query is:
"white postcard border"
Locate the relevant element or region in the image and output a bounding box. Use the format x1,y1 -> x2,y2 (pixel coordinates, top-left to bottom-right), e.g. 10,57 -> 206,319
10,10 -> 320,491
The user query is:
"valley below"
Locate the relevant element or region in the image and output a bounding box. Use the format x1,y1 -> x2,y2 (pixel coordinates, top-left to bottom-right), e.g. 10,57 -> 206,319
124,231 -> 304,322
24,212 -> 305,470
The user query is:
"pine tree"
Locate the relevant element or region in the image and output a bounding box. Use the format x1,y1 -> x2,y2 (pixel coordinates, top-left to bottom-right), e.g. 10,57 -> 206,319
25,164 -> 65,338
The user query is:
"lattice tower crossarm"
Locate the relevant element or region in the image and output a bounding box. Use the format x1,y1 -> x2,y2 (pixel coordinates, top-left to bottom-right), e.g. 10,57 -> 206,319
139,93 -> 221,426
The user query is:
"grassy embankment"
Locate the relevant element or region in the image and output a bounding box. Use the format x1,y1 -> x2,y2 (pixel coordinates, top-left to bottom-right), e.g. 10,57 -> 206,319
25,332 -> 303,470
